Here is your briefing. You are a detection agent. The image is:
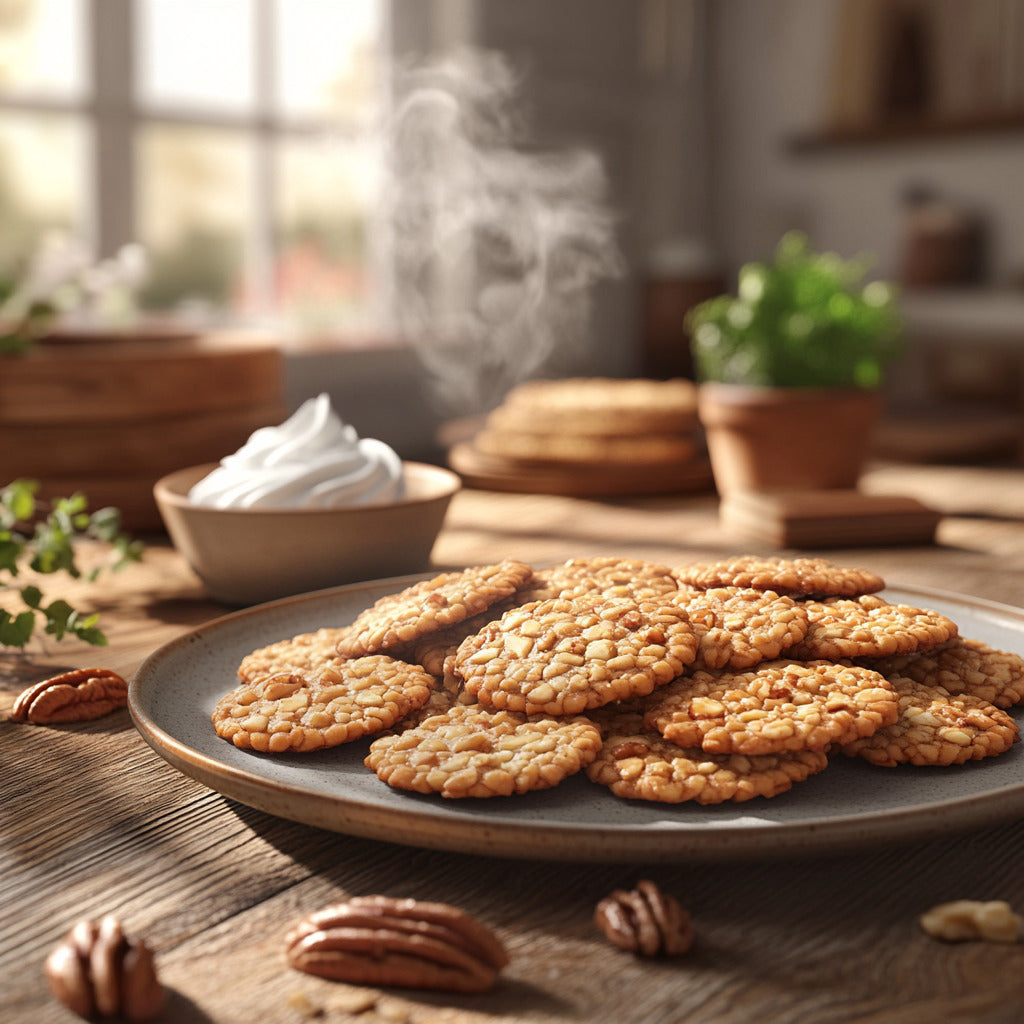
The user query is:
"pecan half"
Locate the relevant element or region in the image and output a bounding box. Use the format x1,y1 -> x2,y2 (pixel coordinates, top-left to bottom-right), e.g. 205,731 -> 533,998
12,668 -> 127,724
45,916 -> 166,1021
594,880 -> 694,957
285,896 -> 509,993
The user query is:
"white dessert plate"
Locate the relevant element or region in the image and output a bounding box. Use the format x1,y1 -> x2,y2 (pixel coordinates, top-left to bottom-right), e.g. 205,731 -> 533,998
129,578 -> 1024,863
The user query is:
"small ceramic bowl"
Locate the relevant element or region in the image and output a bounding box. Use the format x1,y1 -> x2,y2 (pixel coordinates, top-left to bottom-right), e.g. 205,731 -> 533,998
153,462 -> 461,605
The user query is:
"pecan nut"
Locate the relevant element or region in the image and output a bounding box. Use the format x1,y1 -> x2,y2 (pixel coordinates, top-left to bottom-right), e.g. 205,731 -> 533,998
594,879 -> 694,957
45,916 -> 166,1021
12,668 -> 127,724
284,895 -> 509,993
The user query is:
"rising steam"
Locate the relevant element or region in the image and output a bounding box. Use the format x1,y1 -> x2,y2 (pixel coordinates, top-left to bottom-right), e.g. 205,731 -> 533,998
382,49 -> 623,416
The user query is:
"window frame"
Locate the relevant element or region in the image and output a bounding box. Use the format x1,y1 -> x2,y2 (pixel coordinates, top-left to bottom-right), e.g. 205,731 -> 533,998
0,0 -> 395,326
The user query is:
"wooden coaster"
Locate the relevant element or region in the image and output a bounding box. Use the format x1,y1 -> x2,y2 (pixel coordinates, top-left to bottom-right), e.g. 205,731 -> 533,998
718,489 -> 941,548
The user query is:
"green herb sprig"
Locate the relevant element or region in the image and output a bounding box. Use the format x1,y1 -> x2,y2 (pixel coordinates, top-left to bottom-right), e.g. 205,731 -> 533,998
0,479 -> 143,649
687,231 -> 903,389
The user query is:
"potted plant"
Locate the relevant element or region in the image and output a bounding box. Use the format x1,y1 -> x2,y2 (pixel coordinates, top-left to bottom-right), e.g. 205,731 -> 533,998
686,231 -> 902,496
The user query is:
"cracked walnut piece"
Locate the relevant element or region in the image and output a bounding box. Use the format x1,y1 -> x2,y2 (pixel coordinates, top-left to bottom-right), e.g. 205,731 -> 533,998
919,900 -> 1022,943
285,896 -> 509,993
45,916 -> 166,1021
594,880 -> 693,957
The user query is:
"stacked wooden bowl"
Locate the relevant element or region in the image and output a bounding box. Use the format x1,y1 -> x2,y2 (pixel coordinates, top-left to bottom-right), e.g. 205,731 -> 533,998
1,327 -> 286,531
448,377 -> 713,497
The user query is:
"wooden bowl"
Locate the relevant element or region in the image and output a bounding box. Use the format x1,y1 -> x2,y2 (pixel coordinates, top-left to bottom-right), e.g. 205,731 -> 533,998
153,461 -> 460,605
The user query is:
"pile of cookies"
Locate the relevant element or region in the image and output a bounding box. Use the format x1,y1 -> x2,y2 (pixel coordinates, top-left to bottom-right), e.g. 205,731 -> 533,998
447,377 -> 712,496
212,556 -> 1023,805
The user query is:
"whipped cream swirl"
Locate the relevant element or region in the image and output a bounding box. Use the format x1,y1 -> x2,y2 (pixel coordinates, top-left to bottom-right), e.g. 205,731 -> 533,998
187,393 -> 405,509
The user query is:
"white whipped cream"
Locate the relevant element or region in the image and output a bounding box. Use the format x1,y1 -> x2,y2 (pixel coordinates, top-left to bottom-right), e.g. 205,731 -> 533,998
187,393 -> 405,509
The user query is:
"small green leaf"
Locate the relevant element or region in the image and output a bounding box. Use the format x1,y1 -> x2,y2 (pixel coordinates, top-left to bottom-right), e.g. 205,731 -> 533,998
20,584 -> 42,609
0,609 -> 35,648
1,479 -> 38,524
0,536 -> 23,574
43,598 -> 77,640
70,611 -> 108,647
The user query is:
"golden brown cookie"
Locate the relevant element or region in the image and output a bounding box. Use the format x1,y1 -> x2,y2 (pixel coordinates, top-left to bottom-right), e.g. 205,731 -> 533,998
585,710 -> 828,803
862,637 -> 1024,709
364,705 -> 602,797
643,660 -> 898,755
839,676 -> 1020,766
517,556 -> 682,604
787,594 -> 958,661
337,560 -> 535,659
212,657 -> 435,753
237,626 -> 350,683
473,429 -> 698,466
409,600 -> 517,678
390,687 -> 462,731
486,377 -> 700,436
454,595 -> 699,715
674,556 -> 885,599
670,587 -> 810,671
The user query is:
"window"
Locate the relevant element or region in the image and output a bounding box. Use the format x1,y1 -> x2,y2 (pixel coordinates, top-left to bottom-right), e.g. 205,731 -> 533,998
0,0 -> 387,338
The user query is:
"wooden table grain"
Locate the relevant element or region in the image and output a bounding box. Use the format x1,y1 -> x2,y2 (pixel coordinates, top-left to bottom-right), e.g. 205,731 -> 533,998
4,461 -> 1024,1024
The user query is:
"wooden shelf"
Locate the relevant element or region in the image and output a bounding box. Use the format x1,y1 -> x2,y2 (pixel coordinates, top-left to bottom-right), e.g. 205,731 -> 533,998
787,109 -> 1024,153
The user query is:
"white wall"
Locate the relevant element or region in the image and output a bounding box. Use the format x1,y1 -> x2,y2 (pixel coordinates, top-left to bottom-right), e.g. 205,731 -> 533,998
708,0 -> 1024,284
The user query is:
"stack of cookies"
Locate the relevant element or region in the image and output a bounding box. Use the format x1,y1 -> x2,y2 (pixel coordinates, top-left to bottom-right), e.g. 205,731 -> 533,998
213,555 -> 1023,806
447,377 -> 712,496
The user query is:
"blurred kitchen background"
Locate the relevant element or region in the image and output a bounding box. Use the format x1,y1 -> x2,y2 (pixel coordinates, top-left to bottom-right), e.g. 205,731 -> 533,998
3,0 -> 1024,525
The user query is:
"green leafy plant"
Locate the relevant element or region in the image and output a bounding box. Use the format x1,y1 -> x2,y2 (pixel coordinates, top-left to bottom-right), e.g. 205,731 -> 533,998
686,231 -> 903,388
0,480 -> 143,649
1,234 -> 148,355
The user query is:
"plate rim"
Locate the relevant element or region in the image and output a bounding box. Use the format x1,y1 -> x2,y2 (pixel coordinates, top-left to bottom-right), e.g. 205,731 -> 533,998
128,578 -> 1024,863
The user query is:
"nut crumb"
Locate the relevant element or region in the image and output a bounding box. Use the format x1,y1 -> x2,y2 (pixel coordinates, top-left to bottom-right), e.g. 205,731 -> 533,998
326,986 -> 379,1014
374,1002 -> 411,1023
287,990 -> 325,1017
919,900 -> 1022,943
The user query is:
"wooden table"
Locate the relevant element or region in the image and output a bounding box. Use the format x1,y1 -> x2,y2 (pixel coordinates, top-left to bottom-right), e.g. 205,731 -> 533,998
4,461 -> 1024,1024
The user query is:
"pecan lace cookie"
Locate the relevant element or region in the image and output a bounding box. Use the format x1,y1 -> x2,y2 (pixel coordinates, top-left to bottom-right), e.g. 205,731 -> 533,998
862,637 -> 1024,709
454,595 -> 699,716
337,560 -> 534,659
364,705 -> 603,798
674,556 -> 885,599
212,656 -> 435,753
518,556 -> 682,604
484,376 -> 699,437
409,600 -> 518,679
473,428 -> 698,466
643,660 -> 899,755
787,594 -> 958,661
840,676 -> 1021,767
669,587 -> 810,671
237,626 -> 350,683
586,710 -> 828,803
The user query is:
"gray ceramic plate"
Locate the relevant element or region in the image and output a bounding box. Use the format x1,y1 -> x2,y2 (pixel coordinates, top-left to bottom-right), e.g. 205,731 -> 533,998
129,580 -> 1024,863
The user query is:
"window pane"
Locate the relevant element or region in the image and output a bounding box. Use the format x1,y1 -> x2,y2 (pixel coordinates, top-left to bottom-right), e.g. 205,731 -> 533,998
274,134 -> 378,331
0,0 -> 86,99
0,112 -> 86,273
136,123 -> 252,314
273,0 -> 383,122
137,0 -> 255,113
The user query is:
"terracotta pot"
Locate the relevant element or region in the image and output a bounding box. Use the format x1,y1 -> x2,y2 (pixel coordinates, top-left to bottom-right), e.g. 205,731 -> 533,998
697,383 -> 882,496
